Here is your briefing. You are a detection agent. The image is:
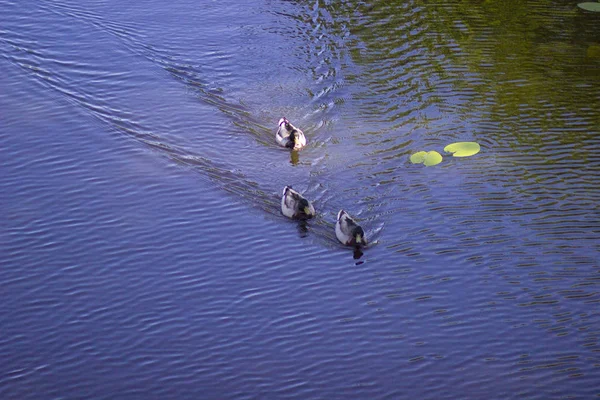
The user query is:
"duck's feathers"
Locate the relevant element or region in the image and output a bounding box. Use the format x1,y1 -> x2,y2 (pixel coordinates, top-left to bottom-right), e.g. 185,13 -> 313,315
336,210 -> 367,246
281,186 -> 315,219
276,118 -> 307,150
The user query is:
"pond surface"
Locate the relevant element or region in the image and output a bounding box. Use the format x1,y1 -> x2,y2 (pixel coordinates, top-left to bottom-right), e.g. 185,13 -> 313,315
2,0 -> 599,398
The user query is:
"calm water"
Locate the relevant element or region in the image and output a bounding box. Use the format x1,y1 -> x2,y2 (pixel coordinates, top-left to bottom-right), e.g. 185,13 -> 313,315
2,0 -> 599,398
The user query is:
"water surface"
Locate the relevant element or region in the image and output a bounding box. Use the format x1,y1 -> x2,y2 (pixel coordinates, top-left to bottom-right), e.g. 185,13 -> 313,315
1,0 -> 599,398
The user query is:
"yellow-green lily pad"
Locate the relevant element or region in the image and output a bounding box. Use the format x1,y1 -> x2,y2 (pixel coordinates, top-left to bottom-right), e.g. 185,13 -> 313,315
424,151 -> 443,166
410,151 -> 427,164
578,2 -> 600,11
444,142 -> 481,157
410,150 -> 443,166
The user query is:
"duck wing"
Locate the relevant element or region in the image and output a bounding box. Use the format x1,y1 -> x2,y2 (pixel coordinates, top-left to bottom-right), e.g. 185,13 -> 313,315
342,214 -> 360,232
286,190 -> 303,208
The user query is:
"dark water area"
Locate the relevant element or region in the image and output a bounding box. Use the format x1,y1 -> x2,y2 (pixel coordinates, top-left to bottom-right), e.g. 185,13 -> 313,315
1,0 -> 599,398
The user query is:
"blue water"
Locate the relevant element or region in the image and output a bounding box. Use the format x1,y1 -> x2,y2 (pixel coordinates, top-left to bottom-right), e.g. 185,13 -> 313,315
1,0 -> 599,398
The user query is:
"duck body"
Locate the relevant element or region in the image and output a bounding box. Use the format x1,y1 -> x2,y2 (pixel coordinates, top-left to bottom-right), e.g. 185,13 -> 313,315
276,117 -> 306,150
336,210 -> 367,247
281,186 -> 315,219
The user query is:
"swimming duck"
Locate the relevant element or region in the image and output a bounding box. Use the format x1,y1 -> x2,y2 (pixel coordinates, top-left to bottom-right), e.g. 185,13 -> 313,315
335,210 -> 367,247
281,186 -> 315,219
276,117 -> 307,150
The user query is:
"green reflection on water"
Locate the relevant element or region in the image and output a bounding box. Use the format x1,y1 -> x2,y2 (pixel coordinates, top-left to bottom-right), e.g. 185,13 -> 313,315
323,0 -> 600,155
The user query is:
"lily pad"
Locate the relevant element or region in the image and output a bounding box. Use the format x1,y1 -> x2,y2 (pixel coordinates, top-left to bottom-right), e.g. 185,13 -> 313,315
410,150 -> 443,166
444,142 -> 481,157
410,151 -> 427,164
578,2 -> 600,11
423,151 -> 443,166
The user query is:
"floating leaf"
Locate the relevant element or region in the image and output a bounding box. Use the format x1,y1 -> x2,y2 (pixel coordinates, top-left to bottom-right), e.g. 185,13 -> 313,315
411,150 -> 443,166
410,151 -> 427,164
578,2 -> 600,11
444,142 -> 481,157
423,151 -> 443,166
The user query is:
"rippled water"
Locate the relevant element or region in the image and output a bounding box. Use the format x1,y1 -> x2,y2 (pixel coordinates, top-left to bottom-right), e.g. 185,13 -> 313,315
2,0 -> 599,398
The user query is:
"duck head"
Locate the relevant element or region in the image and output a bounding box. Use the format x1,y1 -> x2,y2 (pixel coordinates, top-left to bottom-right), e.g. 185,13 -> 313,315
353,226 -> 367,247
288,131 -> 300,149
298,198 -> 313,217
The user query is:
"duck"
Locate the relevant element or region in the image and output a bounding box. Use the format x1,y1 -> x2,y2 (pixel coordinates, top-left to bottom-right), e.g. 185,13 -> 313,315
335,210 -> 367,247
276,117 -> 307,150
281,186 -> 315,219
